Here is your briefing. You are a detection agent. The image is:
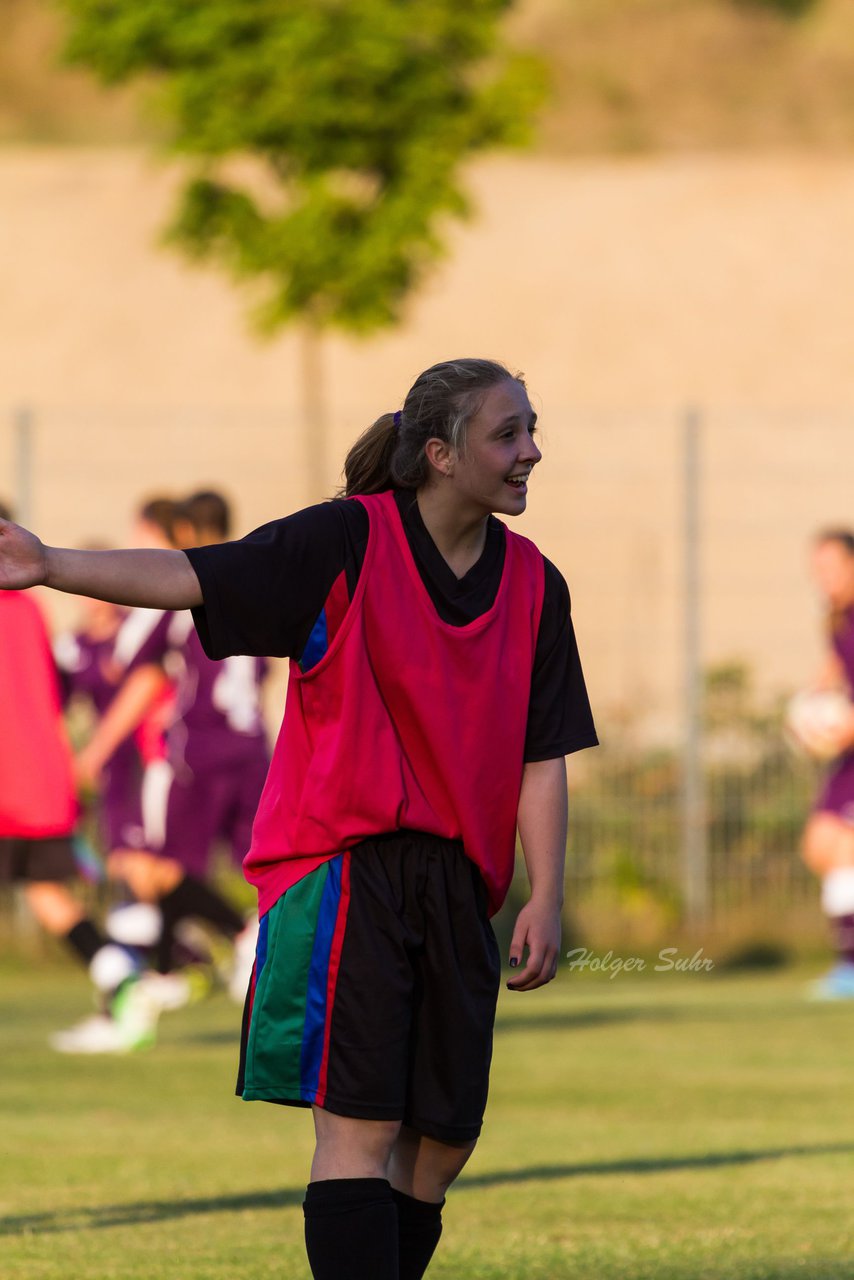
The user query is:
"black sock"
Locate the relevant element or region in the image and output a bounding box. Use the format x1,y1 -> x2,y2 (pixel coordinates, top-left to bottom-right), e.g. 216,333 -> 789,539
833,913 -> 854,965
303,1177 -> 398,1280
391,1188 -> 444,1280
65,919 -> 109,966
155,875 -> 244,971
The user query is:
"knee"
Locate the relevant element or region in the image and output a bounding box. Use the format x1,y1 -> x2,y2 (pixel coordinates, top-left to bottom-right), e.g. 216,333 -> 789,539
23,881 -> 82,935
392,1131 -> 478,1202
428,1138 -> 477,1198
801,816 -> 836,876
108,850 -> 178,902
311,1109 -> 402,1181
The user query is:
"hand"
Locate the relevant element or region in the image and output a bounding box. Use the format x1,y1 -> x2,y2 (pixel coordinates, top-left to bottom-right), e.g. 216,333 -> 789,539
0,518 -> 48,591
506,898 -> 562,991
74,746 -> 104,791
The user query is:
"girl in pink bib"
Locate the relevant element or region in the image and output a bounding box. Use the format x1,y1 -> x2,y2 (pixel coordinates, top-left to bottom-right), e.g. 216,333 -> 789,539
0,358 -> 598,1280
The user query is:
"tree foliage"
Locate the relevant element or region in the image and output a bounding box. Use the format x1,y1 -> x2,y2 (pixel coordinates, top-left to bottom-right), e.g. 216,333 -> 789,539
733,0 -> 819,17
57,0 -> 545,334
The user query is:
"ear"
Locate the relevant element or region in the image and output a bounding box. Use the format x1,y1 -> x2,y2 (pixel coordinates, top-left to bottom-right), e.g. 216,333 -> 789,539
424,437 -> 456,478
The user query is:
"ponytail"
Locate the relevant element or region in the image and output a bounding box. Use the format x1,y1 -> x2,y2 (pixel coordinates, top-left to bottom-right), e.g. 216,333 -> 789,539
339,358 -> 524,498
340,413 -> 399,496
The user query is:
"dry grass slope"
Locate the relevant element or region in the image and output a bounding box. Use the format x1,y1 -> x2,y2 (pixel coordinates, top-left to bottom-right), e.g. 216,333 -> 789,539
2,0 -> 854,152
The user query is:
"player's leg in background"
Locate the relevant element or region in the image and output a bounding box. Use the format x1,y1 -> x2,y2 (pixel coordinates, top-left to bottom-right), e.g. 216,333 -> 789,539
11,834 -> 141,1006
137,760 -> 251,984
802,810 -> 854,997
216,758 -> 267,997
23,878 -> 136,993
23,870 -> 159,1056
304,1109 -> 403,1280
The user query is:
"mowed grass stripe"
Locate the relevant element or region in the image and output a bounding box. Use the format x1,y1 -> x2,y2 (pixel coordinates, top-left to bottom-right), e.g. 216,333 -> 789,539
1,963 -> 853,1278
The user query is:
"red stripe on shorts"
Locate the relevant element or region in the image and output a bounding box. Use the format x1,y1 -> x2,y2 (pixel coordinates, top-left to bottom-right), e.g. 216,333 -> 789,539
314,851 -> 352,1108
246,960 -> 257,1023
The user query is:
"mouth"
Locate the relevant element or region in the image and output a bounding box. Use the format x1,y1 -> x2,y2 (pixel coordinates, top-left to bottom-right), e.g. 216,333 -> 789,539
504,472 -> 530,494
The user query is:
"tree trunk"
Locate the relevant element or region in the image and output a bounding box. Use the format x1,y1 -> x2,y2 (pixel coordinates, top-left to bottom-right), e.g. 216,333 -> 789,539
299,325 -> 328,502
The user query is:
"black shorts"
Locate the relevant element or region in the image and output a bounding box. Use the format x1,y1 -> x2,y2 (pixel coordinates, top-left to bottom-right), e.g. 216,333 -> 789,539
0,835 -> 77,883
237,830 -> 502,1144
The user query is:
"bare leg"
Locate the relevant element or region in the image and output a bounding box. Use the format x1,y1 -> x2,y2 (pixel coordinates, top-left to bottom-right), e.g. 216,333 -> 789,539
801,813 -> 854,876
802,812 -> 854,998
388,1124 -> 477,1203
304,1109 -> 402,1279
107,849 -> 183,901
23,881 -> 86,935
310,1107 -> 402,1181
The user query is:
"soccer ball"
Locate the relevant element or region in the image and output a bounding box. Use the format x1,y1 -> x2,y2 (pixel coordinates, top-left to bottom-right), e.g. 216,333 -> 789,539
784,689 -> 853,761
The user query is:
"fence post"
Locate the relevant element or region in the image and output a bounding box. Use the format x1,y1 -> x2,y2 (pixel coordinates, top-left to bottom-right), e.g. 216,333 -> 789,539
681,406 -> 708,924
14,405 -> 34,527
10,406 -> 40,949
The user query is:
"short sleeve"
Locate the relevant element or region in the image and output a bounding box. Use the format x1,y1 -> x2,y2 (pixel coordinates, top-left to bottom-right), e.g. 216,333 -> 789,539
524,559 -> 599,762
184,499 -> 369,661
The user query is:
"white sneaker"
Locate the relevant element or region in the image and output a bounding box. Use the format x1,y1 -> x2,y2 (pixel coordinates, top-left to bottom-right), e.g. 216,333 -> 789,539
228,918 -> 259,1003
50,978 -> 159,1055
50,1014 -> 124,1055
134,968 -> 214,1012
135,972 -> 193,1012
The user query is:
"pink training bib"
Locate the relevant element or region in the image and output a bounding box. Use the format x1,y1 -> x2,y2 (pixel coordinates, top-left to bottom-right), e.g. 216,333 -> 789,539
0,592 -> 77,838
244,490 -> 545,917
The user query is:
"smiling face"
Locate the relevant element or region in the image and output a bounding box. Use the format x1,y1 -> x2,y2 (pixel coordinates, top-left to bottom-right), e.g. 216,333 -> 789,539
428,378 -> 542,518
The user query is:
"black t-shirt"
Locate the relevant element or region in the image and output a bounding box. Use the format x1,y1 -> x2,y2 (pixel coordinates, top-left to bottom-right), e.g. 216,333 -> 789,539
185,490 -> 599,763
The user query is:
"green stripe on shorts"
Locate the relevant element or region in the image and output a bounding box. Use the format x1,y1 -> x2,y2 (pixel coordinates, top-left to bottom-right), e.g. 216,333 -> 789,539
243,862 -> 330,1102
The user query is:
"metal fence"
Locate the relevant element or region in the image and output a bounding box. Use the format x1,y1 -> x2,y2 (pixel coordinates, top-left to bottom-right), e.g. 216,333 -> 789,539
2,402 -> 851,942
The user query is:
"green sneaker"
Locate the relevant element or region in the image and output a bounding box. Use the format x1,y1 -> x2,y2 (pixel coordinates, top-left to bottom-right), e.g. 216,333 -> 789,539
107,976 -> 160,1051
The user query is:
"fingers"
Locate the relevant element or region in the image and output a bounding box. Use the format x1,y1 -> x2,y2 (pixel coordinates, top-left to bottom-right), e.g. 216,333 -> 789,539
506,943 -> 559,992
507,920 -> 528,972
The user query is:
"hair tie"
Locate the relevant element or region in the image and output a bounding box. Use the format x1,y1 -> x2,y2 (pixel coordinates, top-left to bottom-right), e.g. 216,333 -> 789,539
392,410 -> 402,433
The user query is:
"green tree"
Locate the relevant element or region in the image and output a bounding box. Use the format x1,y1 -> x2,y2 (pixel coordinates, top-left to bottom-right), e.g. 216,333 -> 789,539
56,0 -> 545,495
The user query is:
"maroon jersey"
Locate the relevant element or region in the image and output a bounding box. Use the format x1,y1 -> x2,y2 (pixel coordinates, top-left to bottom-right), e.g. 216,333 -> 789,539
113,608 -> 267,773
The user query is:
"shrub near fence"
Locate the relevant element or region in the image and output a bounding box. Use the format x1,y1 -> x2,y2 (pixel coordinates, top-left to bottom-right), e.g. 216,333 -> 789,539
0,659 -> 829,960
497,660 -> 825,958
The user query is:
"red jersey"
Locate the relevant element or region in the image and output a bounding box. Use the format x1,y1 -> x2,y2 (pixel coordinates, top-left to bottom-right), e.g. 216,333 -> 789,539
244,490 -> 545,917
0,592 -> 77,838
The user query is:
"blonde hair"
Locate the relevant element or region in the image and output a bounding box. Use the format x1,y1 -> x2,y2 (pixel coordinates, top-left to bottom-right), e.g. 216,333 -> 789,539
340,358 -> 525,497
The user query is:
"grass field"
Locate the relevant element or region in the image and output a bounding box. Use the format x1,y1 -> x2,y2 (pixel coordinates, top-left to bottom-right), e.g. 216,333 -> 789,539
3,957 -> 854,1279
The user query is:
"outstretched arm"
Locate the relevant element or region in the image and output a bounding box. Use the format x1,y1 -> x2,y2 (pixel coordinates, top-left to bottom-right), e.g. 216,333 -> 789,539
506,755 -> 568,992
0,518 -> 202,610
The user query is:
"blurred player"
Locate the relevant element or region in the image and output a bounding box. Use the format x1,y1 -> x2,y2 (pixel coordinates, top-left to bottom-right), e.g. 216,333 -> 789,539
53,578 -> 145,868
61,492 -> 265,1048
53,554 -> 209,969
0,500 -> 151,1048
800,529 -> 854,998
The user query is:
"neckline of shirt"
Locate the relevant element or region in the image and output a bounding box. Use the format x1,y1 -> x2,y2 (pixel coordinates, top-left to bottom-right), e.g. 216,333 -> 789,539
391,488 -> 504,597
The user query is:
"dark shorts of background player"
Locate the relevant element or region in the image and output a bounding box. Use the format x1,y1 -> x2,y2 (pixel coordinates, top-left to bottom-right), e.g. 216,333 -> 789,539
237,830 -> 502,1145
144,752 -> 268,879
813,752 -> 854,827
0,835 -> 77,883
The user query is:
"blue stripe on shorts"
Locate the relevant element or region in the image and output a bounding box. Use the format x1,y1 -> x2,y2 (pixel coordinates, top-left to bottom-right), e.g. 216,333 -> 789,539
300,855 -> 343,1096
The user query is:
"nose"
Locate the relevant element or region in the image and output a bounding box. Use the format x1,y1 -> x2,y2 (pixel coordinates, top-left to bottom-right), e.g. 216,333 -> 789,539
521,435 -> 542,466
